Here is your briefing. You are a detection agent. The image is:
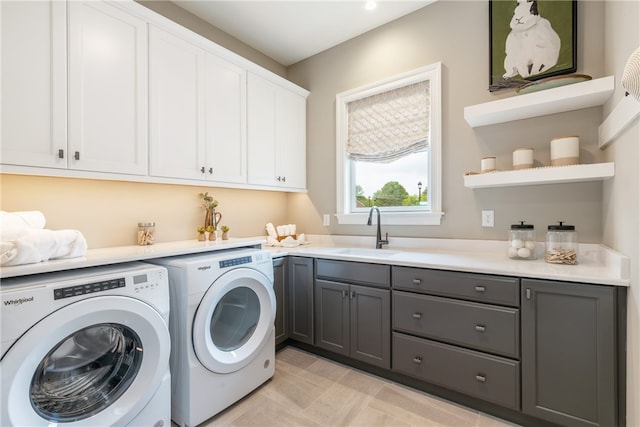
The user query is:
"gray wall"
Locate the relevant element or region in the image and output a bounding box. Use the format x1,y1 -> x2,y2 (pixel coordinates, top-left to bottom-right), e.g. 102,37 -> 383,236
287,0 -> 607,243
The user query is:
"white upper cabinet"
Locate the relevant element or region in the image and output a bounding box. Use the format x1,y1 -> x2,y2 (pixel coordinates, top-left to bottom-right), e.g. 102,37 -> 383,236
1,1 -> 148,175
68,1 -> 148,175
1,1 -> 67,168
149,26 -> 205,181
149,25 -> 247,184
247,72 -> 308,190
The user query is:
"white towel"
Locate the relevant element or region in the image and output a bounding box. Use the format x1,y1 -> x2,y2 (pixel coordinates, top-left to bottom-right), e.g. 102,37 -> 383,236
1,229 -> 88,267
0,211 -> 88,267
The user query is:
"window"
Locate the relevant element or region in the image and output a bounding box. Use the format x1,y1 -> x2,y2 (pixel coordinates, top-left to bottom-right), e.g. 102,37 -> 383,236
335,63 -> 443,225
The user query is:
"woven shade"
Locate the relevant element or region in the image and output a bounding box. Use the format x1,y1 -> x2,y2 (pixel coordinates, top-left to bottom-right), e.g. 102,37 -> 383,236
347,81 -> 429,163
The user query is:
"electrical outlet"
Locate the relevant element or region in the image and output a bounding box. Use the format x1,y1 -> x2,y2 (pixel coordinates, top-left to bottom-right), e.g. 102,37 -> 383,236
323,214 -> 331,226
482,210 -> 494,227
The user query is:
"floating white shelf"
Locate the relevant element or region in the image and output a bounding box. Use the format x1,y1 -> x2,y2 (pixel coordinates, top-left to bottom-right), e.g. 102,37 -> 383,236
463,162 -> 615,188
464,76 -> 615,127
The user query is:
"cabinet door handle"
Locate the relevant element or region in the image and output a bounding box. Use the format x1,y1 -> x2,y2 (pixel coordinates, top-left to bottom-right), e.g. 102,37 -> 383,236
282,176 -> 286,182
526,288 -> 531,300
475,324 -> 486,333
58,149 -> 64,159
412,356 -> 423,364
412,312 -> 422,319
342,290 -> 348,298
412,278 -> 422,285
74,151 -> 80,160
475,285 -> 486,293
350,290 -> 356,299
208,167 -> 213,174
475,374 -> 486,383
200,166 -> 205,173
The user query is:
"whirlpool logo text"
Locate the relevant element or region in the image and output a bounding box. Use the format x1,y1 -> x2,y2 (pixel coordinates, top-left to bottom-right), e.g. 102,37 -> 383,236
3,296 -> 34,306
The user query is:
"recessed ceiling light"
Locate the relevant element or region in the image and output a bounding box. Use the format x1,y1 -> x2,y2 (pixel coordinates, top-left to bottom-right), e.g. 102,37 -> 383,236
365,1 -> 377,11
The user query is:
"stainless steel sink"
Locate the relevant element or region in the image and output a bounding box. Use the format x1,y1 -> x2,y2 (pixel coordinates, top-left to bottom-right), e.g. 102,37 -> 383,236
317,247 -> 399,257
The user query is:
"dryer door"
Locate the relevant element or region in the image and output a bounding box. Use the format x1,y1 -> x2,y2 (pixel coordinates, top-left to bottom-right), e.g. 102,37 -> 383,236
1,296 -> 170,427
193,267 -> 275,374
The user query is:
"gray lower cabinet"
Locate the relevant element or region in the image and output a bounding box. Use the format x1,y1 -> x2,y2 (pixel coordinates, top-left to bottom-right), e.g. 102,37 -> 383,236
391,266 -> 521,410
521,279 -> 618,427
315,259 -> 391,369
287,256 -> 314,344
272,257 -> 287,345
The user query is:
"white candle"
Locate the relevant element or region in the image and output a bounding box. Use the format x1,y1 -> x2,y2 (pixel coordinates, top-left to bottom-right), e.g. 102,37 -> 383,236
513,148 -> 534,170
481,156 -> 496,173
550,136 -> 579,166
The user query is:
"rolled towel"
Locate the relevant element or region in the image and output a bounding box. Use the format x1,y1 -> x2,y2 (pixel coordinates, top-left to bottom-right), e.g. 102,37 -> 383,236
1,228 -> 88,267
0,211 -> 46,241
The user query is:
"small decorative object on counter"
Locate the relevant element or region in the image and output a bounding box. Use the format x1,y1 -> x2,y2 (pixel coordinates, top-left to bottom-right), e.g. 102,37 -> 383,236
550,136 -> 579,166
512,148 -> 534,170
508,221 -> 536,260
206,225 -> 216,241
197,226 -> 206,241
481,156 -> 496,173
221,226 -> 229,240
137,222 -> 156,246
546,222 -> 578,264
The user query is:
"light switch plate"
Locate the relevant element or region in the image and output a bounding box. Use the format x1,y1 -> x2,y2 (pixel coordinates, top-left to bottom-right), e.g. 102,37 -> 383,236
323,214 -> 331,226
482,210 -> 494,227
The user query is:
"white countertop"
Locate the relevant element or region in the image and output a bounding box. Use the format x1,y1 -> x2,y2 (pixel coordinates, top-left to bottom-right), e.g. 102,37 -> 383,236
0,234 -> 629,286
0,237 -> 266,278
267,235 -> 630,287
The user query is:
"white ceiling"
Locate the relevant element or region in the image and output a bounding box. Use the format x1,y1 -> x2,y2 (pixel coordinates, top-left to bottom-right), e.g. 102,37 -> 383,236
171,1 -> 435,66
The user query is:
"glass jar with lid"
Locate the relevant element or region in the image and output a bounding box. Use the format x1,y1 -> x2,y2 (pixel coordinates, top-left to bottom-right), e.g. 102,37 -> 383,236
545,222 -> 578,264
137,222 -> 156,246
508,221 -> 536,260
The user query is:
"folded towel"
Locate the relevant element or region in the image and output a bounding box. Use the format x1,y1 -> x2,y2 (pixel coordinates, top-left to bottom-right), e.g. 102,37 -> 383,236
264,234 -> 307,248
1,228 -> 88,267
0,210 -> 46,241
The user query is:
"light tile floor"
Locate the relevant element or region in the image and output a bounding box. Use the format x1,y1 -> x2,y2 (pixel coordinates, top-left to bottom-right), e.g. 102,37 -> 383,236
186,347 -> 520,427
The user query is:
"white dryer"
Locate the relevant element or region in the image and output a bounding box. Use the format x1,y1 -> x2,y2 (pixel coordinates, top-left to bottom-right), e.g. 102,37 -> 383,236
148,248 -> 276,427
0,262 -> 171,427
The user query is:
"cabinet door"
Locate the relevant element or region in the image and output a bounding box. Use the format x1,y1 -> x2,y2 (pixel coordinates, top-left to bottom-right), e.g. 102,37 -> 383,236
149,25 -> 205,180
521,279 -> 617,427
204,54 -> 247,184
350,285 -> 390,369
68,1 -> 147,175
1,0 -> 66,168
275,89 -> 306,189
287,257 -> 314,344
315,279 -> 349,356
272,258 -> 287,345
247,73 -> 277,186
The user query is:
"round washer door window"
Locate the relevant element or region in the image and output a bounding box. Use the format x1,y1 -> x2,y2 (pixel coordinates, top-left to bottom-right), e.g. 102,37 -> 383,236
1,296 -> 170,427
193,268 -> 275,374
30,323 -> 142,423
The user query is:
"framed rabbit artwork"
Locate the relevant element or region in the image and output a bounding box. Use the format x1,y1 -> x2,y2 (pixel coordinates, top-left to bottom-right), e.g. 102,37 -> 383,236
489,0 -> 577,92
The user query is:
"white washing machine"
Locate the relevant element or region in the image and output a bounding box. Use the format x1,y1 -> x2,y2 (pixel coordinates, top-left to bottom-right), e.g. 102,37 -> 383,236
148,248 -> 276,427
0,262 -> 171,427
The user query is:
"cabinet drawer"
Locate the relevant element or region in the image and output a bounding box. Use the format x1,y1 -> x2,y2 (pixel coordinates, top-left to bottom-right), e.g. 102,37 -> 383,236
316,259 -> 390,288
392,266 -> 519,306
393,291 -> 519,358
393,332 -> 520,410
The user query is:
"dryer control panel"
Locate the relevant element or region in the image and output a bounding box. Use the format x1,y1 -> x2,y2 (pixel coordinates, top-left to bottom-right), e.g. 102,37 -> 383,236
54,278 -> 126,300
219,255 -> 252,269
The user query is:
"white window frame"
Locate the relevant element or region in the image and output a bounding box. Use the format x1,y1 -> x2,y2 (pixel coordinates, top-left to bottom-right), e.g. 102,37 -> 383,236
335,63 -> 443,225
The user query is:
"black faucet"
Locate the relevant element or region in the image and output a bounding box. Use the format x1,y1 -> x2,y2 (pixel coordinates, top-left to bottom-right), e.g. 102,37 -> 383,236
367,206 -> 389,249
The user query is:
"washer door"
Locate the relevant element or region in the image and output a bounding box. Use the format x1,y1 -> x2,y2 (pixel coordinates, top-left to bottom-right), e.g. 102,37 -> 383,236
193,267 -> 275,374
1,296 -> 170,426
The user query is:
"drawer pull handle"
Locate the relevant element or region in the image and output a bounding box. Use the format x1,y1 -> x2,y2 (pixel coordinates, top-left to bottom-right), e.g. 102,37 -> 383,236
412,356 -> 423,364
342,290 -> 348,298
412,312 -> 422,319
475,286 -> 486,293
475,374 -> 486,383
412,278 -> 422,285
475,324 -> 486,332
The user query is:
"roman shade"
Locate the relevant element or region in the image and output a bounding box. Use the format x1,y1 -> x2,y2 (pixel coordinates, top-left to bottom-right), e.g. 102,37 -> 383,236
346,80 -> 430,163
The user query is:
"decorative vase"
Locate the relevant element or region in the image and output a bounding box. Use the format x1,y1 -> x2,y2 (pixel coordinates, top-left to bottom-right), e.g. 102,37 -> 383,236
222,231 -> 229,240
197,234 -> 205,241
208,230 -> 216,241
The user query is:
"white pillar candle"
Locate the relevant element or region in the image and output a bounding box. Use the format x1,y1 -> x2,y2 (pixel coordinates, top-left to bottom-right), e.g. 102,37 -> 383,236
550,136 -> 579,166
513,148 -> 534,170
481,156 -> 496,173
